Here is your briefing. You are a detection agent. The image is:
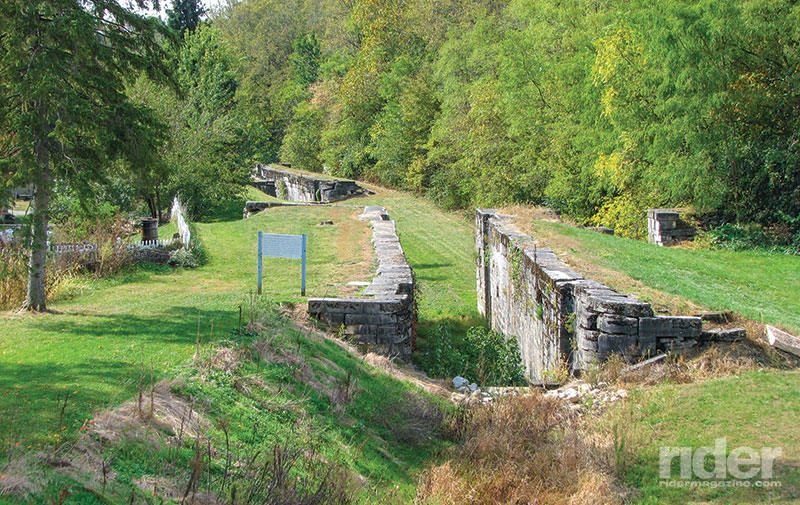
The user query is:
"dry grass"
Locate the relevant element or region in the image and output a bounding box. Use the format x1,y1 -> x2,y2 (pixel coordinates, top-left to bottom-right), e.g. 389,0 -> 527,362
0,218 -> 142,310
0,241 -> 76,310
584,332 -> 796,390
417,394 -> 627,505
0,456 -> 45,499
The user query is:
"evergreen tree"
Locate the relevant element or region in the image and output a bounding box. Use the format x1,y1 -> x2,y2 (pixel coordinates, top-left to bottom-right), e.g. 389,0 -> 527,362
167,0 -> 206,35
290,32 -> 321,86
0,0 -> 174,310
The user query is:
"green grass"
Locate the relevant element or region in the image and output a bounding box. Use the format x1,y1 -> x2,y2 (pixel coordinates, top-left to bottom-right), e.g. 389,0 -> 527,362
360,188 -> 479,333
0,184 -> 478,502
0,205 -> 371,452
525,221 -> 800,334
610,370 -> 800,504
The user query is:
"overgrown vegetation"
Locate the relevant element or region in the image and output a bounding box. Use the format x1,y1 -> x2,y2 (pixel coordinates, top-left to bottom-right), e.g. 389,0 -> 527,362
418,325 -> 526,387
0,301 -> 454,504
418,393 -> 625,505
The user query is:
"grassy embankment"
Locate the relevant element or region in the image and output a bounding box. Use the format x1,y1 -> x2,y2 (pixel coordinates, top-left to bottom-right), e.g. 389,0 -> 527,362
0,203 -> 373,451
0,186 -> 476,503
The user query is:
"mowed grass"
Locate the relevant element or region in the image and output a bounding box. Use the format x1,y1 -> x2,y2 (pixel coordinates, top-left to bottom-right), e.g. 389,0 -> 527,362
521,220 -> 800,334
0,205 -> 371,452
360,188 -> 479,334
609,370 -> 800,504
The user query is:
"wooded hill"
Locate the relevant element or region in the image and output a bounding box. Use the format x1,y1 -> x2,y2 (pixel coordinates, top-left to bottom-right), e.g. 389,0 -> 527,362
206,0 -> 800,239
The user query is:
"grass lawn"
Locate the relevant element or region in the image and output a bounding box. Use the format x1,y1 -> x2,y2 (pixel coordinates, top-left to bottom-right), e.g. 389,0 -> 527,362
359,188 -> 479,333
0,205 -> 372,452
608,370 -> 800,504
519,220 -> 800,334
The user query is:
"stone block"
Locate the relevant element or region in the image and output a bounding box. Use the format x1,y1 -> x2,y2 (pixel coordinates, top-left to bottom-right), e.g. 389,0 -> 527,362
640,316 -> 701,338
586,295 -> 654,318
598,314 -> 638,335
638,335 -> 657,354
314,312 -> 344,326
702,327 -> 746,343
344,324 -> 376,335
577,311 -> 599,330
344,313 -> 396,325
598,333 -> 638,354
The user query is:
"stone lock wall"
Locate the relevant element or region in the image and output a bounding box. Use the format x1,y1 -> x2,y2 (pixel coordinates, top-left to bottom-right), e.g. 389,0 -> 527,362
251,164 -> 366,203
308,206 -> 415,359
476,209 -> 701,381
647,208 -> 696,246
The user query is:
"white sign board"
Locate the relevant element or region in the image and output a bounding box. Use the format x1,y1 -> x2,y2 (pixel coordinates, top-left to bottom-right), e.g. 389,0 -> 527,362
258,232 -> 307,295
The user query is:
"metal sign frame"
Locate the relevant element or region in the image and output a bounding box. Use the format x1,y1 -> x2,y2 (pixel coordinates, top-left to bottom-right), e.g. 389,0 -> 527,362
257,231 -> 307,295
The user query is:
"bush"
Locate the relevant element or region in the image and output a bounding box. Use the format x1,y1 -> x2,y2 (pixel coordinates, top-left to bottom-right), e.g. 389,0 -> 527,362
167,248 -> 200,268
419,325 -> 526,386
707,223 -> 800,255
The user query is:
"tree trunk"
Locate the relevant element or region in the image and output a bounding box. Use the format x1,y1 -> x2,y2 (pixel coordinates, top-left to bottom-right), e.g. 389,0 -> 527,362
25,140 -> 50,311
155,189 -> 163,224
146,195 -> 157,219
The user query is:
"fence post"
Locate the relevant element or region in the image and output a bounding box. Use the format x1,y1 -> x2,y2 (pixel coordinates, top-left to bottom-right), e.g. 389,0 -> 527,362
257,231 -> 263,295
301,234 -> 307,296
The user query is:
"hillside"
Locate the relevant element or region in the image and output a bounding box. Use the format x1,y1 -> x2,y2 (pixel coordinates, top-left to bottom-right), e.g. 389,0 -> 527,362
2,180 -> 800,504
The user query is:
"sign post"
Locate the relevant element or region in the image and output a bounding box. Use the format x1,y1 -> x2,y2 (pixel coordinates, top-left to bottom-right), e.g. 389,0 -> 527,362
257,231 -> 307,295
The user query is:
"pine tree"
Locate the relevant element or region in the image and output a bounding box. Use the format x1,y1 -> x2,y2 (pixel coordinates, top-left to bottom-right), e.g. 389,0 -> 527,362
167,0 -> 206,35
0,0 -> 174,311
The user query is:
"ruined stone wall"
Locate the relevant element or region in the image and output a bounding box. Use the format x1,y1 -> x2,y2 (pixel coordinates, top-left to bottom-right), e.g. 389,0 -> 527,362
476,209 -> 701,381
252,165 -> 366,203
308,206 -> 415,359
647,209 -> 696,246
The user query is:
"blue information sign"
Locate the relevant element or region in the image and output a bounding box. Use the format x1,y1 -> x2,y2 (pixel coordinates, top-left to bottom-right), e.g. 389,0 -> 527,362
258,231 -> 307,295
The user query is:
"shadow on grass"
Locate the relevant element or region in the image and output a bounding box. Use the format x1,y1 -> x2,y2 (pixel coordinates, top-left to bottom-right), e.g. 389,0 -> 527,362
197,198 -> 248,224
0,305 -> 239,451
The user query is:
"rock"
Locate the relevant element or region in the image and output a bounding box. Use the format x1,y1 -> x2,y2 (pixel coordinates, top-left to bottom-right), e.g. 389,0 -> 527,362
561,388 -> 580,403
695,311 -> 734,324
469,383 -> 479,393
457,386 -> 471,394
702,327 -> 746,343
453,376 -> 469,389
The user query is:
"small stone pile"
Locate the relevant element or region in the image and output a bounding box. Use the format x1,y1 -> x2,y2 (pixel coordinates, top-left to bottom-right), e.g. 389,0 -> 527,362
450,376 -> 628,411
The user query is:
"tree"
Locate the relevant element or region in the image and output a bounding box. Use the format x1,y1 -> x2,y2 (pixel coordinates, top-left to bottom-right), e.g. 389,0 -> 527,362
167,0 -> 206,35
0,0 -> 174,310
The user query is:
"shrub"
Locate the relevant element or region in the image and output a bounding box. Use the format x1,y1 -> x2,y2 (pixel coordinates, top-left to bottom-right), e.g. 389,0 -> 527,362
419,324 -> 526,386
168,248 -> 200,268
707,223 -> 800,254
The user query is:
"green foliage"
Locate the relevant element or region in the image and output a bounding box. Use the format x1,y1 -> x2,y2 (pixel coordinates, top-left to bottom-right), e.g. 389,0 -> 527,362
420,324 -> 526,387
707,223 -> 800,255
167,0 -> 207,35
167,247 -> 200,268
212,0 -> 800,234
290,32 -> 321,86
279,101 -> 324,171
0,0 -> 175,309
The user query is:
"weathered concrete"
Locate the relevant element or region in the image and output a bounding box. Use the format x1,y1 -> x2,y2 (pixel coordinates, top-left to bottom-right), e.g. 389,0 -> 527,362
648,208 -> 696,246
308,206 -> 415,360
476,209 -> 702,381
251,164 -> 367,203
